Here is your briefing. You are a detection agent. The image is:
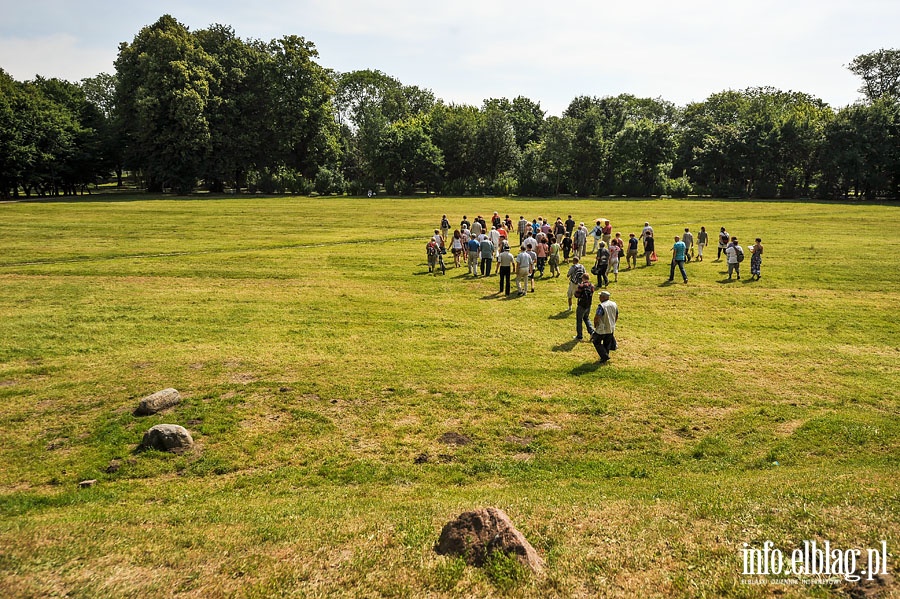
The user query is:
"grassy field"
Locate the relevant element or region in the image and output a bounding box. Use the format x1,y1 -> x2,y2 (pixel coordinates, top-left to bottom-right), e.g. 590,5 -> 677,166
0,195 -> 898,598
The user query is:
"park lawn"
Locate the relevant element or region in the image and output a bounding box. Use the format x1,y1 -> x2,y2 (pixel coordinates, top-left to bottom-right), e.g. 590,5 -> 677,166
0,195 -> 898,598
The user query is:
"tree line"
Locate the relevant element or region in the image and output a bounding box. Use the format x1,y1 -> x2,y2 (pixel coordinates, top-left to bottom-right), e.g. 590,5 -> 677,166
2,15 -> 899,200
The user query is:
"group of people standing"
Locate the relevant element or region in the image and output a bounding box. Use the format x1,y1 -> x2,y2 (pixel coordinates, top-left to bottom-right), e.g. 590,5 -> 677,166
427,212 -> 765,363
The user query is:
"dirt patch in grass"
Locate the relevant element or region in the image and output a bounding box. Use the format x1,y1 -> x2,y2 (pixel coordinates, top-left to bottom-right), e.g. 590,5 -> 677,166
773,419 -> 806,437
439,432 -> 472,446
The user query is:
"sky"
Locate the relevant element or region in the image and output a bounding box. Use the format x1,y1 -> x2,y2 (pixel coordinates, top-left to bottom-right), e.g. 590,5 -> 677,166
1,0 -> 898,116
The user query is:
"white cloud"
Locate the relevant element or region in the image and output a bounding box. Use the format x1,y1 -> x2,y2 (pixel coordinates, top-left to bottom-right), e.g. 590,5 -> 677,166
0,35 -> 116,81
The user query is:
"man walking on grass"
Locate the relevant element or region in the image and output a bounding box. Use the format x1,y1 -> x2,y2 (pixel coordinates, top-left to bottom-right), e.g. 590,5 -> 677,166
566,256 -> 586,310
497,243 -> 514,296
592,290 -> 618,364
725,236 -> 743,279
669,235 -> 688,284
479,236 -> 494,276
574,273 -> 595,340
515,245 -> 533,296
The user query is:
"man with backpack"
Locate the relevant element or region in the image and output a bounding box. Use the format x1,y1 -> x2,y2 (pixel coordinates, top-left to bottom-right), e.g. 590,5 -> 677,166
718,227 -> 730,260
573,273 -> 595,340
566,256 -> 586,310
725,236 -> 743,279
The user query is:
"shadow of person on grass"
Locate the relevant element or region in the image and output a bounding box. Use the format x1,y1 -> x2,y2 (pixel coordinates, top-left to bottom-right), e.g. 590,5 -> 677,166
547,310 -> 571,320
570,361 -> 606,375
552,338 -> 580,352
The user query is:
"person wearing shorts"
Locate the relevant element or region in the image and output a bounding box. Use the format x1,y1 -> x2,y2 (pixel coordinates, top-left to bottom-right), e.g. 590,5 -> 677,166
626,233 -> 638,269
697,226 -> 708,262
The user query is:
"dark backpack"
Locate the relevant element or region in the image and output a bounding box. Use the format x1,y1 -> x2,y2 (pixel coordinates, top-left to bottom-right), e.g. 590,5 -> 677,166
736,246 -> 745,262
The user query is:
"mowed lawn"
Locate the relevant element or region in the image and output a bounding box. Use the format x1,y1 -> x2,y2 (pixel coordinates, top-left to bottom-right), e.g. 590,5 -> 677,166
0,196 -> 897,598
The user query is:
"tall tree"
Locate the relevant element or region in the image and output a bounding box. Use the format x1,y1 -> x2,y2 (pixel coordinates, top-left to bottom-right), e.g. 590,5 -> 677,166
265,35 -> 338,179
194,25 -> 271,192
819,98 -> 899,199
848,48 -> 900,103
610,119 -> 674,196
115,14 -> 214,193
81,73 -> 125,186
541,116 -> 574,195
428,102 -> 480,192
483,96 -> 545,150
375,116 -> 444,194
474,107 -> 520,184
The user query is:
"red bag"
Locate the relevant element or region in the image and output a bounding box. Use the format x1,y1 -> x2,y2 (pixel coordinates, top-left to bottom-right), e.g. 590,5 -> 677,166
650,251 -> 658,262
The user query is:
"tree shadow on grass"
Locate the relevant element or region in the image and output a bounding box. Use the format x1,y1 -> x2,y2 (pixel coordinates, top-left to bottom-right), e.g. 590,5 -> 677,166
552,338 -> 579,352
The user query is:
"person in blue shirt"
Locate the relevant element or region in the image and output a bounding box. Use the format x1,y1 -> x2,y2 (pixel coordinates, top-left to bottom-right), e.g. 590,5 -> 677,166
467,237 -> 480,276
669,235 -> 688,283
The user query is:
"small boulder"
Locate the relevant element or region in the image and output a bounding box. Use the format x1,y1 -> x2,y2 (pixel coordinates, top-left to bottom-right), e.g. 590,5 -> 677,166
134,388 -> 181,416
78,479 -> 97,488
434,508 -> 544,572
140,424 -> 194,453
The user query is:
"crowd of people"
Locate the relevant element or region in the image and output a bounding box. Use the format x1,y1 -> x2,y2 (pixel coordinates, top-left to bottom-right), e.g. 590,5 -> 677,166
426,212 -> 764,363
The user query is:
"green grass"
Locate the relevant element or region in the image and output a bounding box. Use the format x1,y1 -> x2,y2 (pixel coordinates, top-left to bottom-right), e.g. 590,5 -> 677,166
0,195 -> 898,597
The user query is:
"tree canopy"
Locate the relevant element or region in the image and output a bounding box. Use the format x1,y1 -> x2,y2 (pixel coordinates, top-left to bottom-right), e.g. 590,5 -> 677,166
1,18 -> 897,200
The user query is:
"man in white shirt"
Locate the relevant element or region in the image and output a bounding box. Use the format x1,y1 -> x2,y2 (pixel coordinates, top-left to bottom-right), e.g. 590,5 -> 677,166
725,236 -> 742,279
514,246 -> 533,296
489,227 -> 501,273
640,222 -> 654,254
592,290 -> 618,363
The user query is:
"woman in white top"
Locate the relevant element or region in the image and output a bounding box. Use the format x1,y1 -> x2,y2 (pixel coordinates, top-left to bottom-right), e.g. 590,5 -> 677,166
450,230 -> 463,267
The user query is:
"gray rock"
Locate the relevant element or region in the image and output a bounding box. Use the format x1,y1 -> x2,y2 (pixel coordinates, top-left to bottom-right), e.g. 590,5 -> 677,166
434,507 -> 544,572
78,479 -> 97,488
134,388 -> 181,416
141,424 -> 194,453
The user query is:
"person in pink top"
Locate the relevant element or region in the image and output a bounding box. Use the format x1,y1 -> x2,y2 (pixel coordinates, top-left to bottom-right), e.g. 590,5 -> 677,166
536,238 -> 549,277
608,238 -> 621,282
